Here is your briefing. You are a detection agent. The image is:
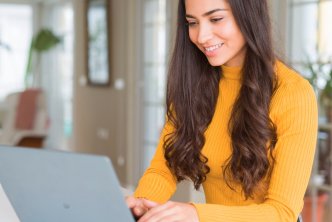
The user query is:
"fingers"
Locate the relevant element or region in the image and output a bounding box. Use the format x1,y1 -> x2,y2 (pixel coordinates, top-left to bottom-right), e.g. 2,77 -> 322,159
133,206 -> 146,218
141,198 -> 159,209
125,196 -> 149,218
125,196 -> 137,208
138,201 -> 174,222
137,201 -> 200,222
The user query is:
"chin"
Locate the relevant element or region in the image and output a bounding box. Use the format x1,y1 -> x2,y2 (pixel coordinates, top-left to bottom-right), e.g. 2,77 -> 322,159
206,58 -> 225,67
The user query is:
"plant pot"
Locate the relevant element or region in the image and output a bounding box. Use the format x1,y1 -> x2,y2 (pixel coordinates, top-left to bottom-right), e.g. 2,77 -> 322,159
302,193 -> 329,222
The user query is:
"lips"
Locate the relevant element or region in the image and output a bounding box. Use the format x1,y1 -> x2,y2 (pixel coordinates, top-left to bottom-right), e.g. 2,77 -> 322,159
203,43 -> 224,57
204,43 -> 223,52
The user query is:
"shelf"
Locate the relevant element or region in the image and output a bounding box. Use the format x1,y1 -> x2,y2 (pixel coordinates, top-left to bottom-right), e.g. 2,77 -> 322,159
319,123 -> 332,131
318,184 -> 332,192
309,184 -> 332,192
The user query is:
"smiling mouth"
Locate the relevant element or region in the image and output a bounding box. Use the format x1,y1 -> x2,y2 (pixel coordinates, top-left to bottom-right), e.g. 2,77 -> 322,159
204,43 -> 223,52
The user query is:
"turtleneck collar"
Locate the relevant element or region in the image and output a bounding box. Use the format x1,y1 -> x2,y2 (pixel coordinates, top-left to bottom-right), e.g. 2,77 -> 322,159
221,65 -> 242,80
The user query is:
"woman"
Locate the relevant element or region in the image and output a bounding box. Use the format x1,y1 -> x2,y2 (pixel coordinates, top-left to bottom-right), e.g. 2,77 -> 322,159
127,0 -> 318,221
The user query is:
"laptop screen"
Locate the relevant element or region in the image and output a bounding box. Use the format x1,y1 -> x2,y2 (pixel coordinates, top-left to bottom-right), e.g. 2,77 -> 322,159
0,146 -> 135,222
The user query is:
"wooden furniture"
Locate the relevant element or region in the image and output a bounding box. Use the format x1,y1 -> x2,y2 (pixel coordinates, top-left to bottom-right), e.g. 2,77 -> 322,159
16,136 -> 46,149
0,89 -> 49,147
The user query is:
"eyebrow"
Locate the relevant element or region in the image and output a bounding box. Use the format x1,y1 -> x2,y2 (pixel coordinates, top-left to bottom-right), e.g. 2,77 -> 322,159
185,8 -> 228,18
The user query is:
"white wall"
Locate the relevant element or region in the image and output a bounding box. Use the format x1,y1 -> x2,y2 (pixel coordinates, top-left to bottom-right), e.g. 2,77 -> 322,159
72,0 -> 131,184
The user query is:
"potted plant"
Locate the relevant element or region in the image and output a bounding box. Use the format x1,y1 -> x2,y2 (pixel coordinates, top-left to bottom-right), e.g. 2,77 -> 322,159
24,28 -> 61,88
320,64 -> 332,122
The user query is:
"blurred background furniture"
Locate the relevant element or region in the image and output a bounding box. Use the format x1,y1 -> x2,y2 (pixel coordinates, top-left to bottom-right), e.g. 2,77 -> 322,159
0,89 -> 49,148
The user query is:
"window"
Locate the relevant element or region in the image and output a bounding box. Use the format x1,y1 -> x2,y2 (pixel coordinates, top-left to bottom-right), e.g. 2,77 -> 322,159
288,0 -> 332,75
0,4 -> 32,101
40,2 -> 74,151
139,0 -> 171,173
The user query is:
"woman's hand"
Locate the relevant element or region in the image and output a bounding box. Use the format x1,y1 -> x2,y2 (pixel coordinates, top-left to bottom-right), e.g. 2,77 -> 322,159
137,199 -> 199,222
126,196 -> 149,219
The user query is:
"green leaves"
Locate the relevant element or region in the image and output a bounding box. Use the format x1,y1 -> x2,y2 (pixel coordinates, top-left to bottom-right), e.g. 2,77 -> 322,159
24,29 -> 61,88
33,29 -> 61,52
321,66 -> 332,107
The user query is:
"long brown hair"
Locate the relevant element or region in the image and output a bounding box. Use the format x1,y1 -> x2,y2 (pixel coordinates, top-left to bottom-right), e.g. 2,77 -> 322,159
164,0 -> 278,199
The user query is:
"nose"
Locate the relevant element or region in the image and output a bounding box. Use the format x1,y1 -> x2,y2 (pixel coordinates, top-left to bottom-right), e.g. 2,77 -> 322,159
197,23 -> 213,44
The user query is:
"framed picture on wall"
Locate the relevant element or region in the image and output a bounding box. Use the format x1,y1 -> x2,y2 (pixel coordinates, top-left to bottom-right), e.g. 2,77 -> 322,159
84,0 -> 111,87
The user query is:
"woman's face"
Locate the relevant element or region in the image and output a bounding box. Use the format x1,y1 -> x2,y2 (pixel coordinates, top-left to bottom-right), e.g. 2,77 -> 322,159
185,0 -> 247,67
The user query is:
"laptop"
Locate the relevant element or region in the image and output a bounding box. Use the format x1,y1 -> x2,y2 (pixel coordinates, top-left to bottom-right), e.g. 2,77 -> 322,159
0,146 -> 135,222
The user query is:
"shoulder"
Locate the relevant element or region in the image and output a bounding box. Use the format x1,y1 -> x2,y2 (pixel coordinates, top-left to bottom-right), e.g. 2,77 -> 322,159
270,61 -> 317,120
275,60 -> 309,87
273,60 -> 315,100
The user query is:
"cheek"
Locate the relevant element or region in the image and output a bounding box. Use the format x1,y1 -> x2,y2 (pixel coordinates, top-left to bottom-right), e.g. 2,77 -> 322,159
223,31 -> 245,50
218,23 -> 236,39
224,23 -> 246,47
233,32 -> 246,48
188,29 -> 197,44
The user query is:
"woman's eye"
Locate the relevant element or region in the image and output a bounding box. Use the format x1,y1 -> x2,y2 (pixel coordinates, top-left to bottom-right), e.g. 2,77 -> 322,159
187,21 -> 197,27
211,18 -> 223,23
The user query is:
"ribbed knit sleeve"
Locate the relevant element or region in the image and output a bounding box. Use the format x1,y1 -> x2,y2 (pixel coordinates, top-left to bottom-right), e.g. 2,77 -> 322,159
193,78 -> 318,221
134,122 -> 177,203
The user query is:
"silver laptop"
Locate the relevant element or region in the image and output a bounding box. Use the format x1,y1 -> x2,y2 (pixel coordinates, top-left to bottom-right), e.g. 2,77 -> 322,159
0,146 -> 135,222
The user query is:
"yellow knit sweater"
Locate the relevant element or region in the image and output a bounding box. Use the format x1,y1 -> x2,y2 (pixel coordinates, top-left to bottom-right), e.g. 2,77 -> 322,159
134,61 -> 318,222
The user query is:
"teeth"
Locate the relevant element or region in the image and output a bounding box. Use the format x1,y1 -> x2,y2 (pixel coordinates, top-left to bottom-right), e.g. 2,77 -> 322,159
205,43 -> 223,52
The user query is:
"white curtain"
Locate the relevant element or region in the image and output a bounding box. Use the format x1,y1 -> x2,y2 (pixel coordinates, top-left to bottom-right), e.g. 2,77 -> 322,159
38,1 -> 74,151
